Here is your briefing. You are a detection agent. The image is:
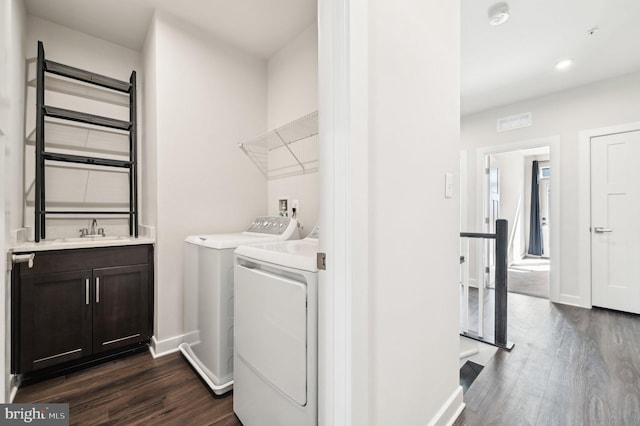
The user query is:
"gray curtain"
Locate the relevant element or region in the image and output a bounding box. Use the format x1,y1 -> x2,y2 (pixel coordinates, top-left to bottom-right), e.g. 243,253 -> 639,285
528,160 -> 543,256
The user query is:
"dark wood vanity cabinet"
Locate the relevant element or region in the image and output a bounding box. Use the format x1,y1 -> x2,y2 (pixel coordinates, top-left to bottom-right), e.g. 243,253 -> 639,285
18,269 -> 93,371
11,245 -> 153,377
92,264 -> 150,354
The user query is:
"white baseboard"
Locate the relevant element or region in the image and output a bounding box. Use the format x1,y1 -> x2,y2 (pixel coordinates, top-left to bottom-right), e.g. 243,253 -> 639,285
427,385 -> 465,426
9,376 -> 18,403
149,334 -> 185,358
182,330 -> 199,345
558,293 -> 588,309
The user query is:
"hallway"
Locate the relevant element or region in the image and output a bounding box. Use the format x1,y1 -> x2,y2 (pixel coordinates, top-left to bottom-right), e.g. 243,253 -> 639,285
456,292 -> 640,425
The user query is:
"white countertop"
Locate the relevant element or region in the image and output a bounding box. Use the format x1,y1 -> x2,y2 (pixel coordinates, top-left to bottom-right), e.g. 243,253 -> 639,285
9,236 -> 155,253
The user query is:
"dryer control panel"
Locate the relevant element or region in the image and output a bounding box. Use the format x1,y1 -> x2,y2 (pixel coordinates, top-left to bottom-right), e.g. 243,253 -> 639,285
246,217 -> 297,236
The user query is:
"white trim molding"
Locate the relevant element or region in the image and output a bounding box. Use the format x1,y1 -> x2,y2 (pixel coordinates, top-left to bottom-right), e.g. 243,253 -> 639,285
578,121 -> 640,309
318,0 -> 369,424
149,334 -> 184,358
427,386 -> 465,426
475,136 -> 561,303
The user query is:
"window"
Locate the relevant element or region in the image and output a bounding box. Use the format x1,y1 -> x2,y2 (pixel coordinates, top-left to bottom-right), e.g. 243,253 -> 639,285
540,165 -> 550,179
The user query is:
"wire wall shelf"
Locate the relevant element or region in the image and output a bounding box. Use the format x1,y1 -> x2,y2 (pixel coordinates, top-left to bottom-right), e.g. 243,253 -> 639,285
239,111 -> 318,180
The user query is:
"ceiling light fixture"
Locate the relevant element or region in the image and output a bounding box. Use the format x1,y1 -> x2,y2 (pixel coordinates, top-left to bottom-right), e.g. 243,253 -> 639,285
555,59 -> 574,71
488,2 -> 510,26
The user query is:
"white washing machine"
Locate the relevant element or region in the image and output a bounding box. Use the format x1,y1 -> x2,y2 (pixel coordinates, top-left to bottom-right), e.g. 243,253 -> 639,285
233,225 -> 319,426
180,217 -> 299,395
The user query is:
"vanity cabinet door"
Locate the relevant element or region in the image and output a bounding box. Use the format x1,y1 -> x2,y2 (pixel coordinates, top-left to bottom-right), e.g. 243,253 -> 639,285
92,264 -> 151,353
18,270 -> 93,373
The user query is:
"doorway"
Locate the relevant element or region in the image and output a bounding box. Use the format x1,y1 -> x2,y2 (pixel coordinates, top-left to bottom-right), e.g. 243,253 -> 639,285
486,148 -> 550,298
573,122 -> 640,310
579,124 -> 640,313
538,163 -> 551,258
476,136 -> 560,302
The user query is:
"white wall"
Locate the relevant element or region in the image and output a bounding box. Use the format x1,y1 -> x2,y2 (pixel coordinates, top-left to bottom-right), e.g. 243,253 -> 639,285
2,0 -> 26,402
319,0 -> 462,422
146,11 -> 267,345
490,151 -> 525,263
142,17 -> 158,231
5,0 -> 25,239
266,23 -> 318,236
361,0 -> 462,423
24,16 -> 143,238
462,71 -> 640,306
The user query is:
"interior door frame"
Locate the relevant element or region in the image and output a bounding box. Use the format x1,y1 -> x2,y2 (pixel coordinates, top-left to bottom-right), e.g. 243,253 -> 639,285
0,127 -> 6,404
538,161 -> 551,258
578,121 -> 640,309
318,0 -> 369,424
475,135 -> 561,302
487,164 -> 500,286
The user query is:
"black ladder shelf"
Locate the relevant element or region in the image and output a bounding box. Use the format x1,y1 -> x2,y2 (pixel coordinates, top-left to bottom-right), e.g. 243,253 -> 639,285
35,41 -> 138,242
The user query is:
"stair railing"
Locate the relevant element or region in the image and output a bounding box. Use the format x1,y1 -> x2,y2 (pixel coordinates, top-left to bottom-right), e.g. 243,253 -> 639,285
460,219 -> 513,350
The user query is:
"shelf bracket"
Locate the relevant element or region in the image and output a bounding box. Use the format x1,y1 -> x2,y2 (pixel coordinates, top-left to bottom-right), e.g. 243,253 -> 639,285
239,143 -> 268,179
275,129 -> 305,172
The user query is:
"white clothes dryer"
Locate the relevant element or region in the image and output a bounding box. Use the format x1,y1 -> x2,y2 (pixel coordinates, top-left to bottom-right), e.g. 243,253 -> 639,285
233,225 -> 319,426
180,217 -> 299,395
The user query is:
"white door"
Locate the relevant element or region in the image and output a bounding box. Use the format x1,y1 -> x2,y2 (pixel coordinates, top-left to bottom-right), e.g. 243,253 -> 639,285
539,176 -> 551,257
591,130 -> 640,313
487,167 -> 500,286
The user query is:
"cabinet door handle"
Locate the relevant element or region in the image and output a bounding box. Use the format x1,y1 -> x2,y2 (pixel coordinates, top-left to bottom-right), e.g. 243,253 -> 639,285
85,279 -> 90,305
96,277 -> 100,303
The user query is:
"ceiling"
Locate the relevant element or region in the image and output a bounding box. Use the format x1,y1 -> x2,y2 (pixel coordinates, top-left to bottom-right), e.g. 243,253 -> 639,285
462,0 -> 640,115
24,0 -> 640,116
23,0 -> 318,59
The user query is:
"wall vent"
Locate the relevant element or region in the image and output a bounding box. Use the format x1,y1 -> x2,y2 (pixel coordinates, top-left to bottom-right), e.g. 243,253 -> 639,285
497,112 -> 532,132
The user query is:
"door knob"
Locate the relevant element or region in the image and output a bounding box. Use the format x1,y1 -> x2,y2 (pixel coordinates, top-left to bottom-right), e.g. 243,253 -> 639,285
594,227 -> 613,233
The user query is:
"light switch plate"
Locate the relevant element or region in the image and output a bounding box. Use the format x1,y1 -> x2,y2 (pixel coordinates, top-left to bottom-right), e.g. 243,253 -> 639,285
445,172 -> 454,198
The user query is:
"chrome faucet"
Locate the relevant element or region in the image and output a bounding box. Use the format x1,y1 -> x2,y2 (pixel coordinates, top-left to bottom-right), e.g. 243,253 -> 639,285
79,219 -> 105,237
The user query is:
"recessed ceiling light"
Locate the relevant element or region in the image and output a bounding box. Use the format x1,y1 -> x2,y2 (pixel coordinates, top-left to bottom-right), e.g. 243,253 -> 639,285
488,2 -> 510,26
555,59 -> 574,71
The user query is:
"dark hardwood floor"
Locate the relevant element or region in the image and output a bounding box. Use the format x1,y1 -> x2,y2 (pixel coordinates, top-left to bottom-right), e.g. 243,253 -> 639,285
456,292 -> 640,425
15,292 -> 640,425
14,351 -> 241,425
